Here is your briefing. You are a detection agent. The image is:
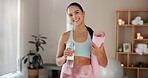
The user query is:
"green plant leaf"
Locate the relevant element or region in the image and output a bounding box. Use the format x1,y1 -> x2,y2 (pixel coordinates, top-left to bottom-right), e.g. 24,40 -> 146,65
35,54 -> 43,67
22,34 -> 47,69
28,41 -> 36,44
39,46 -> 44,51
29,52 -> 35,55
41,39 -> 46,44
24,58 -> 28,64
36,47 -> 39,52
32,35 -> 38,38
40,36 -> 47,39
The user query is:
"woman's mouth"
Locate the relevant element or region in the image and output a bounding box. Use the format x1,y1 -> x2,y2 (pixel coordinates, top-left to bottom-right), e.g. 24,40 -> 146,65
74,18 -> 79,22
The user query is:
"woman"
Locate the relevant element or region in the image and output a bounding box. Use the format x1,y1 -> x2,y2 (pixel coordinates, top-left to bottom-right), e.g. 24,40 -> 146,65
56,2 -> 108,78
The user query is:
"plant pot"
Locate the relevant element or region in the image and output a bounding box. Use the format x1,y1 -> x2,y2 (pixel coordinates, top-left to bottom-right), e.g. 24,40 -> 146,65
28,69 -> 39,78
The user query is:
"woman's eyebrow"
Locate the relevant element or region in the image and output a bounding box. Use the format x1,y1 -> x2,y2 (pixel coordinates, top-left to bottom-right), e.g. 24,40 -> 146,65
74,10 -> 79,13
68,10 -> 80,15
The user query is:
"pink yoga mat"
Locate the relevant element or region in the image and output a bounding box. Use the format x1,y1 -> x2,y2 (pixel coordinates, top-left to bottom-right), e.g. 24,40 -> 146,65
91,31 -> 105,77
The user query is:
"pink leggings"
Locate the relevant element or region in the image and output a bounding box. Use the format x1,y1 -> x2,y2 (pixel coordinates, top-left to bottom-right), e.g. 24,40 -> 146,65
60,65 -> 93,78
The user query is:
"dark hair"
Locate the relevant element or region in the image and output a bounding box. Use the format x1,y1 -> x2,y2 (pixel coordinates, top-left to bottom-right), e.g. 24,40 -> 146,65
66,2 -> 84,12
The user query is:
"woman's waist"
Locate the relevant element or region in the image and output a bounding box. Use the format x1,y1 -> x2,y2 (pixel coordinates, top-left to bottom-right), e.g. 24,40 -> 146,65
73,56 -> 91,66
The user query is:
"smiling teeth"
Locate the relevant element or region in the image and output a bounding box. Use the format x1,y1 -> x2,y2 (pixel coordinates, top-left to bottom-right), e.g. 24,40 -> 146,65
74,19 -> 79,22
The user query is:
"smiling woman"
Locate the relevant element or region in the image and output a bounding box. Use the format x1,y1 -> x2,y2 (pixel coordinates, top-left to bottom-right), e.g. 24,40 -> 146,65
0,0 -> 20,76
56,2 -> 108,78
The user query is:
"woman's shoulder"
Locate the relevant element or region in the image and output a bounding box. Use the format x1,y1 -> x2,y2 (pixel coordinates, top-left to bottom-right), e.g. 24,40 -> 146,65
60,30 -> 71,42
62,30 -> 71,37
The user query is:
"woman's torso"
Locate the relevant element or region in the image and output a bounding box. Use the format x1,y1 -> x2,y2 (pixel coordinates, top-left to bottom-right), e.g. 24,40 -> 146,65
65,29 -> 92,66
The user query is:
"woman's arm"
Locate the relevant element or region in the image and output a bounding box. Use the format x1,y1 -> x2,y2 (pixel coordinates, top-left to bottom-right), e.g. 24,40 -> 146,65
56,31 -> 71,66
91,42 -> 108,67
56,32 -> 67,66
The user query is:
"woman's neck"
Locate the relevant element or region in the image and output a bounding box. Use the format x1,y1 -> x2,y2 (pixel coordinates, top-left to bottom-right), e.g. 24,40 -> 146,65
74,24 -> 87,33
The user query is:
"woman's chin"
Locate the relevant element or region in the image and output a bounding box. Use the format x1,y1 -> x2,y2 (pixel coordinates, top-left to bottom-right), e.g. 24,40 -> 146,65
74,23 -> 81,26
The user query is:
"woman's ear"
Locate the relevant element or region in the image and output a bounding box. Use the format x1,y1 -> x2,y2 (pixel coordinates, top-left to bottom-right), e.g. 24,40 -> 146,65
83,11 -> 85,16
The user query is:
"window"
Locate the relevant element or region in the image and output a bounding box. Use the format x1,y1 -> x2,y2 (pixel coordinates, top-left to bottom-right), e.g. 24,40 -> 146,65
0,0 -> 20,75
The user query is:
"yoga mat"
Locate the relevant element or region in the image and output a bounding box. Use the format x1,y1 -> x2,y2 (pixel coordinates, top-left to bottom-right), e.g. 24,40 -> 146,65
91,31 -> 105,77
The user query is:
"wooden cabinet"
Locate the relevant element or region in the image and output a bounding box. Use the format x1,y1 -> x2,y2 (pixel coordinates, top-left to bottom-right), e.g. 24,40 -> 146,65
115,10 -> 148,78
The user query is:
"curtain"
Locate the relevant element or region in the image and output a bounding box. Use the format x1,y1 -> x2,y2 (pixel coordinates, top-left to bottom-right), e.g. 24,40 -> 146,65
0,0 -> 19,75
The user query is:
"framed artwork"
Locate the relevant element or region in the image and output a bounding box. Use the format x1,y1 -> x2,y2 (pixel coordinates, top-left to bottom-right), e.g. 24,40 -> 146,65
123,43 -> 131,52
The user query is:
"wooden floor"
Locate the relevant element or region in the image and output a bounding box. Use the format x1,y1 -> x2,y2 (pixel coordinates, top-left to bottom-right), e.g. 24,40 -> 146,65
0,71 -> 50,78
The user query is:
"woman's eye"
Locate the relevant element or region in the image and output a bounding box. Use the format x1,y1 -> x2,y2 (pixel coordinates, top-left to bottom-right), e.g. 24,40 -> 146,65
75,11 -> 79,14
69,14 -> 73,17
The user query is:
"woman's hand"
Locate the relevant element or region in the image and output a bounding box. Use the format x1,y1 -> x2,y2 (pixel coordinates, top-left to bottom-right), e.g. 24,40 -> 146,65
90,42 -> 104,57
90,42 -> 108,67
64,48 -> 74,57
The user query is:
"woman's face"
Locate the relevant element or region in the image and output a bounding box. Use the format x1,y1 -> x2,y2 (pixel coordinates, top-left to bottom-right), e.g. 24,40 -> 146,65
67,6 -> 85,26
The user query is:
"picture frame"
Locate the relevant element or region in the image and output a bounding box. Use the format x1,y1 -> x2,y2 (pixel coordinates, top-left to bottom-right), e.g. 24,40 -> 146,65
123,43 -> 131,52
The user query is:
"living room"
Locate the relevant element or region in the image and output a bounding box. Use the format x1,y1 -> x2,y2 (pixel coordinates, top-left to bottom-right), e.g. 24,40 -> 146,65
0,0 -> 147,78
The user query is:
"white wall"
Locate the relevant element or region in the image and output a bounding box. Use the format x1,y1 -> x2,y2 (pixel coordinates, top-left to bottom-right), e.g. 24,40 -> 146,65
39,0 -> 148,63
39,0 -> 68,63
21,0 -> 148,64
21,0 -> 39,71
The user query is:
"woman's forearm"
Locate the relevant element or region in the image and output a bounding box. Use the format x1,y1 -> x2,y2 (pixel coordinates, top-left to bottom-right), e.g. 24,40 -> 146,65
97,46 -> 108,67
56,56 -> 66,66
97,53 -> 108,67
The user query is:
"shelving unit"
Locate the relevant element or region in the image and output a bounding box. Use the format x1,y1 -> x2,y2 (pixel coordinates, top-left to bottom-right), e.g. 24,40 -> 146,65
115,10 -> 148,78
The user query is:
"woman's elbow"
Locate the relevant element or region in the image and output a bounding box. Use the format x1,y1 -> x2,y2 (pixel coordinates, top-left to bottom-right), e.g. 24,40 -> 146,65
101,59 -> 108,67
56,59 -> 61,67
103,62 -> 108,67
56,58 -> 64,67
56,62 -> 62,67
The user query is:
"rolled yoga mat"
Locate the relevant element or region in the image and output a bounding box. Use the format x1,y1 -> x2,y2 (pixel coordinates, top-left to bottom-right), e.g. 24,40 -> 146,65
91,31 -> 105,77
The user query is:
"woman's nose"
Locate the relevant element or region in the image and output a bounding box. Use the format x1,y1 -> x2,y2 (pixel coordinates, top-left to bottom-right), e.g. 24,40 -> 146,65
72,14 -> 76,19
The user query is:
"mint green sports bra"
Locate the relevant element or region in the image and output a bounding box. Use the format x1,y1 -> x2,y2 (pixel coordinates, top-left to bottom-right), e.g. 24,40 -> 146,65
66,30 -> 92,58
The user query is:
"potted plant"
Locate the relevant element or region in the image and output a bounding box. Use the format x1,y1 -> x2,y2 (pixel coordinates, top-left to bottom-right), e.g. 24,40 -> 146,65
21,34 -> 47,78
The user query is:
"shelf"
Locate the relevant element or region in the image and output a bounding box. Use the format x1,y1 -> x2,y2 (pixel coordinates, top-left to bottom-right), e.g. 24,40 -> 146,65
115,52 -> 135,54
116,10 -> 129,12
115,10 -> 148,78
134,39 -> 148,41
116,24 -> 132,26
130,10 -> 148,12
117,24 -> 148,26
139,67 -> 148,70
116,10 -> 148,12
116,52 -> 148,55
124,67 -> 148,70
124,67 -> 139,69
134,24 -> 148,26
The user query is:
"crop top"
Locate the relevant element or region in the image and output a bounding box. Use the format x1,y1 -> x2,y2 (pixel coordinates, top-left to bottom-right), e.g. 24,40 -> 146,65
66,30 -> 92,58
